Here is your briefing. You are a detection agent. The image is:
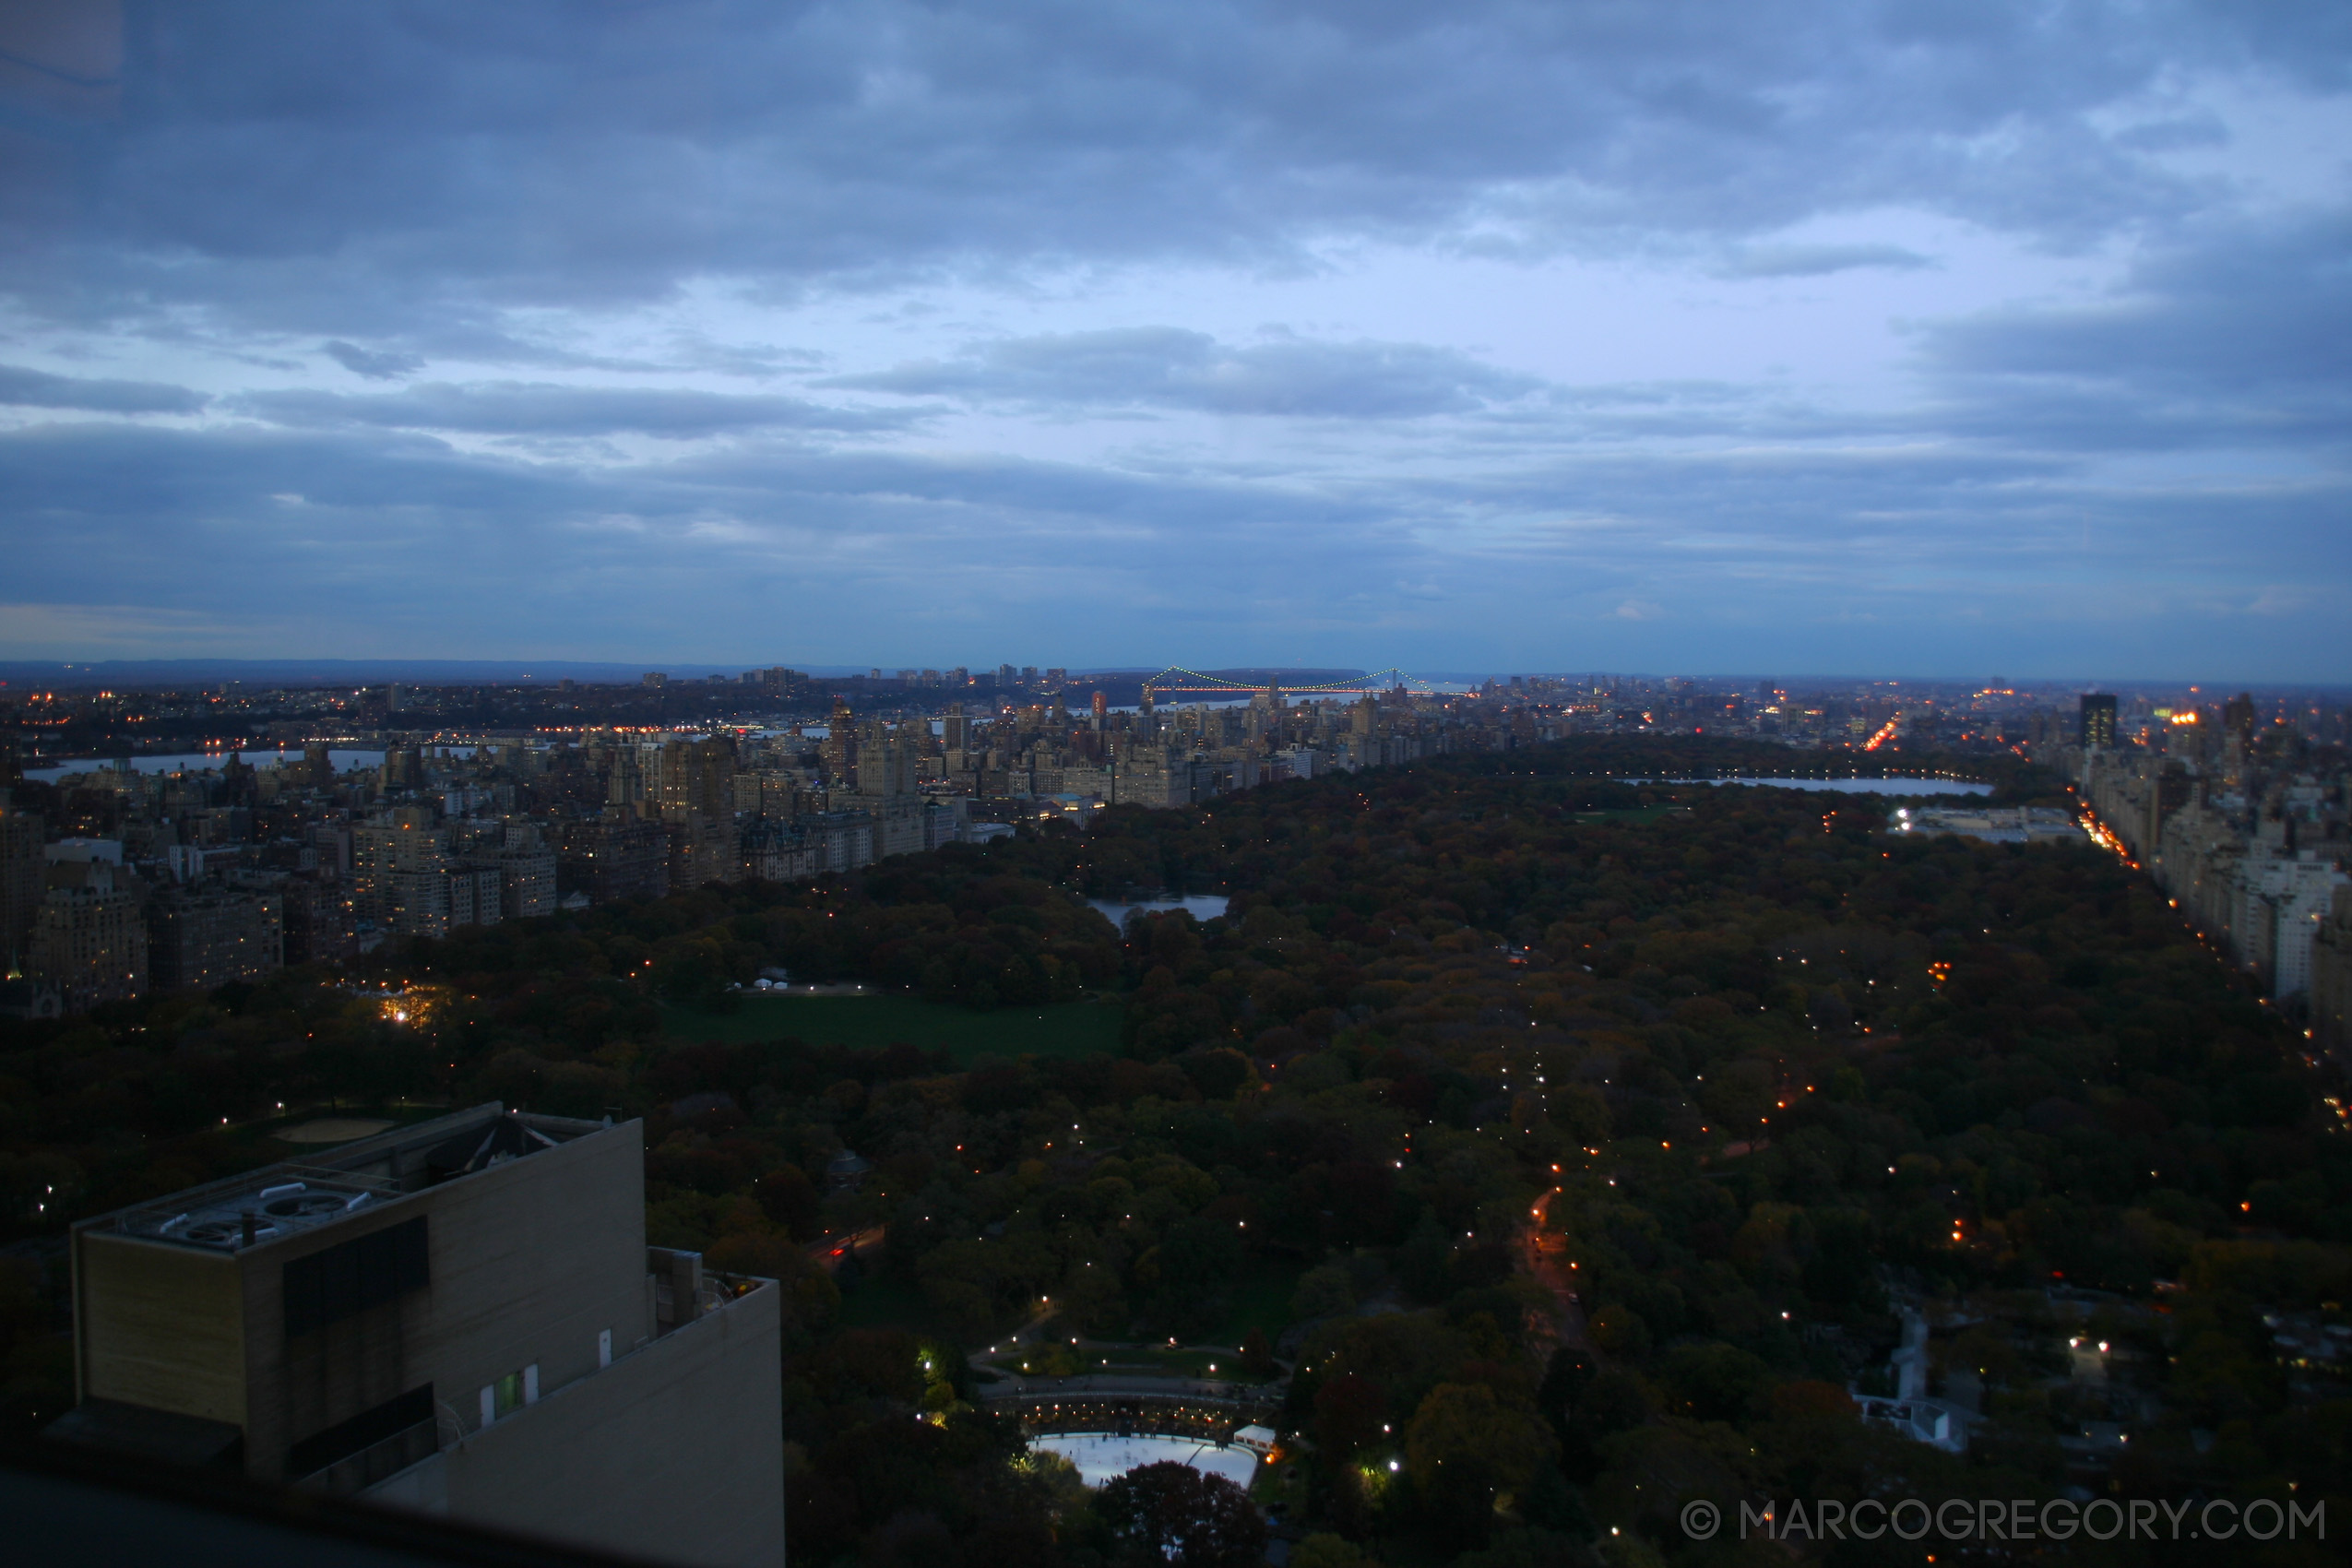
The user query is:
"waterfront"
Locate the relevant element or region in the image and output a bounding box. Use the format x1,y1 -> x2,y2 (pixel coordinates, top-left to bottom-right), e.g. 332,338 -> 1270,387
26,747 -> 386,783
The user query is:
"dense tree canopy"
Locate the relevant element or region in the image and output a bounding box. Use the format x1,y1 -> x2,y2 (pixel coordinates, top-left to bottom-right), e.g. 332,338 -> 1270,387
3,737 -> 2343,1567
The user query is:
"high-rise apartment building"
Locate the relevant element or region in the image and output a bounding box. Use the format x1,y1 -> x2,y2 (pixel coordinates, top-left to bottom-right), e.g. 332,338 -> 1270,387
559,816 -> 671,904
381,745 -> 426,790
2079,694 -> 2118,751
819,698 -> 858,785
2313,886 -> 2352,1053
0,796 -> 44,967
30,859 -> 148,1010
53,1104 -> 783,1568
232,871 -> 357,966
354,809 -> 449,928
482,833 -> 559,921
363,826 -> 505,940
664,813 -> 740,891
651,737 -> 736,820
2223,692 -> 2259,741
604,744 -> 643,811
147,886 -> 284,993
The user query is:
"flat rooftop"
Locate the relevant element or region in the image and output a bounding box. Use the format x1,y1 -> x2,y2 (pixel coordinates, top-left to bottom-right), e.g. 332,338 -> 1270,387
85,1105 -> 615,1254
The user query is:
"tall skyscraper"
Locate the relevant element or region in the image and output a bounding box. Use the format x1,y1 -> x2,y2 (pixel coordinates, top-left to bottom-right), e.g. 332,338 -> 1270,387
2223,692 -> 2259,741
2079,693 -> 2118,750
820,697 -> 858,784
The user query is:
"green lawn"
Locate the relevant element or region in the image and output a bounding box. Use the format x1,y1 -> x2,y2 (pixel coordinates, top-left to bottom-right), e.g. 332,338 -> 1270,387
1209,1258 -> 1307,1349
254,1100 -> 455,1146
1148,1347 -> 1271,1382
836,1275 -> 937,1333
1251,1451 -> 1307,1510
659,994 -> 1125,1063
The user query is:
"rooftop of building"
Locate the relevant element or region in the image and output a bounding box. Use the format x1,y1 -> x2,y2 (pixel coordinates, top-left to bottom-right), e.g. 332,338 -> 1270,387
80,1103 -> 619,1256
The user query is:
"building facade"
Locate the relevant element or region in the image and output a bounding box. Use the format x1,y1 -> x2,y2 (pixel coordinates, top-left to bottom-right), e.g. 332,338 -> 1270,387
57,1105 -> 783,1568
147,886 -> 284,993
30,859 -> 148,1010
2312,886 -> 2352,1053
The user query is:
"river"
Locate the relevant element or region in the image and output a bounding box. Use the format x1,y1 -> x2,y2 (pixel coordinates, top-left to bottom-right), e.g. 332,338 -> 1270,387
26,747 -> 387,783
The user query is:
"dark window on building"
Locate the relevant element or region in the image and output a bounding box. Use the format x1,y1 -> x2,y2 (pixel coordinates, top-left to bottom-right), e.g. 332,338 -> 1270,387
282,1217 -> 429,1338
284,1384 -> 433,1479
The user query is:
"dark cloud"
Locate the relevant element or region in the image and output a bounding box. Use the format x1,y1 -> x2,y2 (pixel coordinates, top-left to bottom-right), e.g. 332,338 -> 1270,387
0,364 -> 208,415
1908,208 -> 2352,469
1716,243 -> 1935,278
0,420 -> 1427,662
829,328 -> 1543,417
322,340 -> 425,379
3,386 -> 2340,673
5,1 -> 2337,333
0,1 -> 2341,673
1921,208 -> 2352,393
232,382 -> 921,438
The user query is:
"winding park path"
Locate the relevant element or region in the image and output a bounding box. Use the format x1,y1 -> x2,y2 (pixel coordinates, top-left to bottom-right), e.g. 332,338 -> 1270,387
1523,1188 -> 1593,1358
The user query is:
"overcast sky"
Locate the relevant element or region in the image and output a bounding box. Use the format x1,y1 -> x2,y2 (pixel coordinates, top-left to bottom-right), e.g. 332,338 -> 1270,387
1,1 -> 2346,679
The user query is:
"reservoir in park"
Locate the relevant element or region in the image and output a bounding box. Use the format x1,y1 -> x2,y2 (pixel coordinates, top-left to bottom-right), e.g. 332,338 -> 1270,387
1085,893 -> 1231,927
1640,776 -> 1993,797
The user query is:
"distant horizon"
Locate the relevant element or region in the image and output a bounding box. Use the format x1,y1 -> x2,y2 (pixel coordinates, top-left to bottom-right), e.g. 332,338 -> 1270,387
0,656 -> 2345,695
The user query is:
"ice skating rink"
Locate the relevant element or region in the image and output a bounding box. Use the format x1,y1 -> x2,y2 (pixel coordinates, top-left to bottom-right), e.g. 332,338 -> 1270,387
1031,1432 -> 1260,1488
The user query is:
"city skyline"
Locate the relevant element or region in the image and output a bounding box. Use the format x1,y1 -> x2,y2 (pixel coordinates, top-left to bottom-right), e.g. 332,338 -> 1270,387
3,659 -> 2351,699
2,5 -> 2346,679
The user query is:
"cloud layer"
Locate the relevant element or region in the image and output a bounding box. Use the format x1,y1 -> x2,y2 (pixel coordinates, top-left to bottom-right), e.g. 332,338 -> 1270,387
235,383 -> 921,439
0,0 -> 2345,675
829,330 -> 1544,417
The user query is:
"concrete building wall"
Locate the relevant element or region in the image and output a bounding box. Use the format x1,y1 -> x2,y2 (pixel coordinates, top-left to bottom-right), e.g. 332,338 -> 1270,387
237,1119 -> 654,1479
369,1281 -> 783,1568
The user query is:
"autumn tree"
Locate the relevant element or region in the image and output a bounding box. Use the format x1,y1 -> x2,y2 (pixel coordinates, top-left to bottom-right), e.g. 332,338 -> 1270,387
1097,1461 -> 1266,1568
1405,1382 -> 1560,1543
